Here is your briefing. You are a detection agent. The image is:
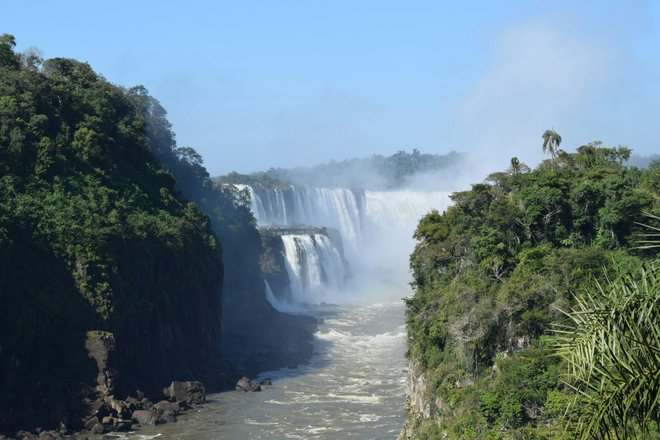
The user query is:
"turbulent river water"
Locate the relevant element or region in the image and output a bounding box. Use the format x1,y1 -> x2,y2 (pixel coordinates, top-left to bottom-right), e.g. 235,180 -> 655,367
117,300 -> 407,440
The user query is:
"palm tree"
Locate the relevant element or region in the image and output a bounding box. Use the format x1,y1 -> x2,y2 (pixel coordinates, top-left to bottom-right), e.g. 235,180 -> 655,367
555,214 -> 660,439
542,129 -> 562,161
510,156 -> 521,175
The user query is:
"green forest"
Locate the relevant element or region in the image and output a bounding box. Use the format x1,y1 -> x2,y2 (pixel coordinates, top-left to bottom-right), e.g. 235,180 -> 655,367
0,34 -> 313,433
405,142 -> 659,439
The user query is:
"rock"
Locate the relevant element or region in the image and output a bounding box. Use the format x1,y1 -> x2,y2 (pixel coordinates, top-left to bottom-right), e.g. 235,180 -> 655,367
84,417 -> 99,431
154,400 -> 181,414
162,381 -> 205,404
124,396 -> 140,412
131,409 -> 159,426
106,397 -> 130,419
140,397 -> 153,408
85,331 -> 117,396
90,423 -> 106,434
81,398 -> 110,419
136,389 -> 145,400
235,376 -> 261,392
157,411 -> 177,424
260,378 -> 273,386
114,419 -> 132,432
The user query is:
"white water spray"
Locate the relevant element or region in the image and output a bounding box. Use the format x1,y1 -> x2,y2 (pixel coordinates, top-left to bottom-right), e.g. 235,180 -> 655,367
237,184 -> 452,304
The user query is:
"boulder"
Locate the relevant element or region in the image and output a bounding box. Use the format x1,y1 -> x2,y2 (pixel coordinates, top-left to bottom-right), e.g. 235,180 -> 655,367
114,419 -> 133,432
162,381 -> 205,404
84,331 -> 117,396
131,409 -> 159,426
125,396 -> 140,411
90,423 -> 105,434
260,378 -> 273,386
106,397 -> 130,419
235,377 -> 262,392
154,400 -> 181,414
83,417 -> 99,431
81,398 -> 110,419
157,411 -> 177,424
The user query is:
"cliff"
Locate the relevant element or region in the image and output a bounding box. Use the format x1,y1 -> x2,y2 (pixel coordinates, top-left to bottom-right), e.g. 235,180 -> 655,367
126,90 -> 317,379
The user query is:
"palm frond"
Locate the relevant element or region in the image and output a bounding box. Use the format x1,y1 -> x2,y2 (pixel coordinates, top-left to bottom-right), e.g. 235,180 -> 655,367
554,263 -> 660,439
635,213 -> 660,250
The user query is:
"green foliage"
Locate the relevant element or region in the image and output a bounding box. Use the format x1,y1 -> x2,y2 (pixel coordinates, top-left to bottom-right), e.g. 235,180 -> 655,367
542,129 -> 562,160
0,36 -> 229,431
405,143 -> 659,438
555,263 -> 660,439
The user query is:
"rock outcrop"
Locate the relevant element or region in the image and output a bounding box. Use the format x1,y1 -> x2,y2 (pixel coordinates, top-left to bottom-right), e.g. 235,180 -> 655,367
398,361 -> 438,440
162,381 -> 206,404
235,377 -> 262,392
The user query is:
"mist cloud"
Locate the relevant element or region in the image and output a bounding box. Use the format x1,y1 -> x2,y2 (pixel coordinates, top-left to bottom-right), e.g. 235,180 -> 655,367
454,18 -> 616,180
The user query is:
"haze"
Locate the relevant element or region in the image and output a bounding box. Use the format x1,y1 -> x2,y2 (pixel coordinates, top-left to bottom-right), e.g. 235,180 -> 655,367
4,1 -> 659,176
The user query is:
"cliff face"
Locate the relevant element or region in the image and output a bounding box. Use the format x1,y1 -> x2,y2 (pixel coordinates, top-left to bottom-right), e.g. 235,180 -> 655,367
398,361 -> 432,440
128,96 -> 317,380
0,41 -> 227,432
220,225 -> 316,375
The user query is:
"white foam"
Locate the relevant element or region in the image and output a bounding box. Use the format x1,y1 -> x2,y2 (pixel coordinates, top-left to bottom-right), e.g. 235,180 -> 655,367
359,414 -> 382,422
326,393 -> 381,404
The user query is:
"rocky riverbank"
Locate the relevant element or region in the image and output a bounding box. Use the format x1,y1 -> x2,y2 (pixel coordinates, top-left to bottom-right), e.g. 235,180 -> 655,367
0,379 -> 206,440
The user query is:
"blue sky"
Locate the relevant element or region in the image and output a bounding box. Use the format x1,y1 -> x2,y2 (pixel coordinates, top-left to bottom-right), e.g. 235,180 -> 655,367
3,1 -> 659,176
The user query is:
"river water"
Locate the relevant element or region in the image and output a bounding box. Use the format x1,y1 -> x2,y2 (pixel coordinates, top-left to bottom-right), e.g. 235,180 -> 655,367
119,300 -> 407,440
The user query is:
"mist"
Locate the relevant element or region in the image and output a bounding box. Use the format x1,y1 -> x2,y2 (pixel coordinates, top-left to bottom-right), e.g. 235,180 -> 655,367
230,152 -> 468,309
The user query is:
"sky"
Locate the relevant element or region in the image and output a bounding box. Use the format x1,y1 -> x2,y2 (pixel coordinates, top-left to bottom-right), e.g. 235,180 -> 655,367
3,1 -> 659,177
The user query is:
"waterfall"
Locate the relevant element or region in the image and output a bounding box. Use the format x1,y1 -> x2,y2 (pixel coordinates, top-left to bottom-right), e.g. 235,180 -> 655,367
235,183 -> 452,304
281,234 -> 347,304
244,186 -> 364,256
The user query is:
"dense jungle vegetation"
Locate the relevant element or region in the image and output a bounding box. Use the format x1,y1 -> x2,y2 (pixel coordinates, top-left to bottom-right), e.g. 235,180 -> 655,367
0,34 -> 314,433
406,143 -> 659,439
0,33 -> 231,430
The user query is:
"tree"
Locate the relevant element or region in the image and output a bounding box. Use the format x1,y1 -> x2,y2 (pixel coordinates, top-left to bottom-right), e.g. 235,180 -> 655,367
510,157 -> 520,175
542,129 -> 562,162
556,264 -> 660,439
0,34 -> 19,69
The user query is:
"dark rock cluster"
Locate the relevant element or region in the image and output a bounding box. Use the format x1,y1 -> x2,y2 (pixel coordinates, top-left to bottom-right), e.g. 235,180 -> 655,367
234,376 -> 273,392
79,381 -> 203,434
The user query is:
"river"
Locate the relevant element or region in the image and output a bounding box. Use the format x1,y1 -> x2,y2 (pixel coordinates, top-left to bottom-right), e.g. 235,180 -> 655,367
116,300 -> 407,440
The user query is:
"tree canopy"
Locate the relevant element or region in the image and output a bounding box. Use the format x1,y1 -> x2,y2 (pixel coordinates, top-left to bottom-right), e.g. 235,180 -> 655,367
406,143 -> 659,439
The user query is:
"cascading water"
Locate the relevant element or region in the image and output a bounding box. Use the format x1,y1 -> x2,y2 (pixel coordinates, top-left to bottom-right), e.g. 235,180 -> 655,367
245,186 -> 364,256
241,185 -> 450,257
281,234 -> 347,304
238,184 -> 452,304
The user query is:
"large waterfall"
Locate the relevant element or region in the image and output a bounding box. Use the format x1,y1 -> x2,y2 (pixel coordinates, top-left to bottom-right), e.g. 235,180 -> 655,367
237,184 -> 452,304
